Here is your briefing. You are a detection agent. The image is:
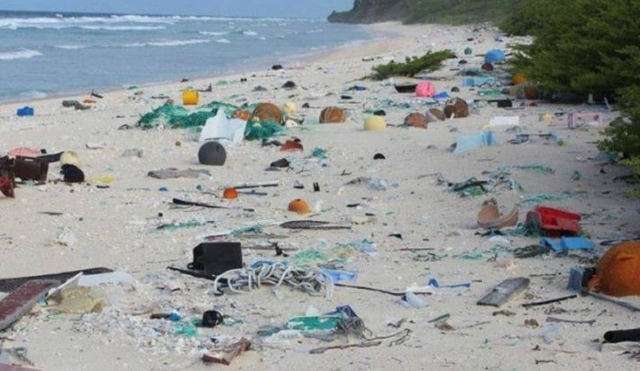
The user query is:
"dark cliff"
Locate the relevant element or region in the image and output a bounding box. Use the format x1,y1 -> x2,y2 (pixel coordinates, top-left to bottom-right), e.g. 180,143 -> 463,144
328,0 -> 533,25
328,0 -> 405,24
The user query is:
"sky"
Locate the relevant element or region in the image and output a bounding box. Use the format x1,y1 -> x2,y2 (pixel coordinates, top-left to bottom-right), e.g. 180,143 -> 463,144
0,0 -> 355,19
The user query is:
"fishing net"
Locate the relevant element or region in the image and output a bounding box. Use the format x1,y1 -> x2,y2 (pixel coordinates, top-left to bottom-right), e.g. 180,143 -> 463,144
137,101 -> 240,129
244,120 -> 284,141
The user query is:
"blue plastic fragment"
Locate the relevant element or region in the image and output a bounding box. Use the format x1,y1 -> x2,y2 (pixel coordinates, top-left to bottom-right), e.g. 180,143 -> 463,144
540,237 -> 594,252
454,130 -> 499,154
432,91 -> 450,100
320,268 -> 358,282
428,278 -> 471,289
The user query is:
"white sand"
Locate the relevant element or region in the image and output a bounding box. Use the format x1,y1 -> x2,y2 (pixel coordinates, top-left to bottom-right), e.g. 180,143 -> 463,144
1,22 -> 639,371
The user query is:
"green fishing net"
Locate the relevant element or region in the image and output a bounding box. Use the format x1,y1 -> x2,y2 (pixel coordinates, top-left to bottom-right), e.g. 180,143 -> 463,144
137,101 -> 286,141
137,101 -> 240,129
244,120 -> 284,141
138,105 -> 189,129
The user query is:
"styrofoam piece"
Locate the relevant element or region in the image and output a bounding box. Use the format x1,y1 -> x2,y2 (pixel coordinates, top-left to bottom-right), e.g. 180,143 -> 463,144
488,116 -> 520,127
199,111 -> 247,144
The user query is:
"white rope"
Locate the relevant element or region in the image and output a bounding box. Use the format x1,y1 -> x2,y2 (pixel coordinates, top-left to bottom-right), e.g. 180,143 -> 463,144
212,262 -> 333,298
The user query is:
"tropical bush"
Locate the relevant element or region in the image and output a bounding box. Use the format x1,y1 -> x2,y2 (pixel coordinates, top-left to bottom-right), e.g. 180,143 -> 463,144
366,50 -> 456,80
503,0 -> 640,166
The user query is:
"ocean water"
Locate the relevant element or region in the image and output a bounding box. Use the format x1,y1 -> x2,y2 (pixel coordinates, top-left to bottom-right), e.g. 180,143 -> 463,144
0,10 -> 374,103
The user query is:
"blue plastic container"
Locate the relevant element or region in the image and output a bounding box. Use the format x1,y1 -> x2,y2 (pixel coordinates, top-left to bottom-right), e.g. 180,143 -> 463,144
17,106 -> 34,116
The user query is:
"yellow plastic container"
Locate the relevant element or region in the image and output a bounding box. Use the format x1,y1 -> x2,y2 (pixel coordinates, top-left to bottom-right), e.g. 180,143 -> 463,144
182,90 -> 199,106
363,116 -> 387,131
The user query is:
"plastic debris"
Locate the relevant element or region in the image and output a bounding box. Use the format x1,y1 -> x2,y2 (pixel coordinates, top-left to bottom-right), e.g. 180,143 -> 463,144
453,130 -> 499,154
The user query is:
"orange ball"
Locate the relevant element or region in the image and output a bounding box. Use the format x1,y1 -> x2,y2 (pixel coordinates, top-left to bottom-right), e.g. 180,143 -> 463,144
287,199 -> 310,215
223,188 -> 238,199
513,73 -> 526,85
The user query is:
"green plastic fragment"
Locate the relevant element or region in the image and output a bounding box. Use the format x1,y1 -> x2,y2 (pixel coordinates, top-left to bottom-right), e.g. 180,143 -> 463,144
286,315 -> 340,331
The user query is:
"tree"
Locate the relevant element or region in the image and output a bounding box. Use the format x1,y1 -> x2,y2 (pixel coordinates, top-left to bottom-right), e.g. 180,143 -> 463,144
508,0 -> 640,101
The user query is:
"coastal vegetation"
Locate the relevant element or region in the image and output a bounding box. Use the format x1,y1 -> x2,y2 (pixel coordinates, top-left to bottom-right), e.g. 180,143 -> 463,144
502,0 -> 640,171
328,0 -> 536,25
366,49 -> 456,80
333,0 -> 640,180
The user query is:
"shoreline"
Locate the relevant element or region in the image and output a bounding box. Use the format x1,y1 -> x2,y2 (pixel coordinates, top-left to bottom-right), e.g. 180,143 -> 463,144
1,20 -> 636,371
0,23 -> 397,108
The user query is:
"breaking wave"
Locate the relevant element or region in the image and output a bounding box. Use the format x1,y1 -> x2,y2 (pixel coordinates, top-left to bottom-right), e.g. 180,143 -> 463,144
53,44 -> 88,50
147,39 -> 211,47
80,25 -> 166,31
199,31 -> 229,36
120,39 -> 211,48
0,48 -> 42,60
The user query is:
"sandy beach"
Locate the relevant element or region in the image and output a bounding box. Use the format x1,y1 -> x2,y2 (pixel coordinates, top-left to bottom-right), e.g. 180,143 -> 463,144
1,22 -> 639,371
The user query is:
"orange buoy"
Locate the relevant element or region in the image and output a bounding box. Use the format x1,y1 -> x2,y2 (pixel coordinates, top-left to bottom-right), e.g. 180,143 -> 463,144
404,112 -> 428,129
182,90 -> 199,105
251,102 -> 282,123
223,188 -> 238,200
588,241 -> 640,297
513,73 -> 526,85
319,107 -> 345,123
287,199 -> 310,215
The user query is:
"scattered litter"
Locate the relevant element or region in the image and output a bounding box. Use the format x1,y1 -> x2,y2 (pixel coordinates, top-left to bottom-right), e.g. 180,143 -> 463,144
453,130 -> 499,154
477,277 -> 530,308
148,168 -> 211,179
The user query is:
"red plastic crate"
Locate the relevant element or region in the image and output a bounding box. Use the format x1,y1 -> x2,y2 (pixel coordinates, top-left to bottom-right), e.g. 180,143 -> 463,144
526,206 -> 581,237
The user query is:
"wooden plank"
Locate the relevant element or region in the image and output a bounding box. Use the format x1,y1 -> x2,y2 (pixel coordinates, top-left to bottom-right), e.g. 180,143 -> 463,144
477,277 -> 530,308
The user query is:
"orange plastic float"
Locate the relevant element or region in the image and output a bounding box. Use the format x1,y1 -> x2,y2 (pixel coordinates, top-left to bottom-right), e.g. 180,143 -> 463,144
223,188 -> 238,200
251,103 -> 282,123
319,107 -> 345,123
513,74 -> 526,85
182,90 -> 199,105
287,199 -> 310,215
588,241 -> 640,297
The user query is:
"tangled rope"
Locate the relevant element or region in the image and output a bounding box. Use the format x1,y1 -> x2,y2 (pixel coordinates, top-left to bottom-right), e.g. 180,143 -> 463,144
213,262 -> 334,299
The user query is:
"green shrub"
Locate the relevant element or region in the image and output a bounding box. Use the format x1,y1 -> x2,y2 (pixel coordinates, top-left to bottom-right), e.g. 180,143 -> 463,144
598,87 -> 640,158
366,50 -> 456,80
508,0 -> 640,99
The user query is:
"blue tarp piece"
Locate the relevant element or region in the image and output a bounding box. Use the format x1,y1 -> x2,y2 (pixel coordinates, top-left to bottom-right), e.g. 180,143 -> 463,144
540,237 -> 595,252
454,130 -> 499,154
